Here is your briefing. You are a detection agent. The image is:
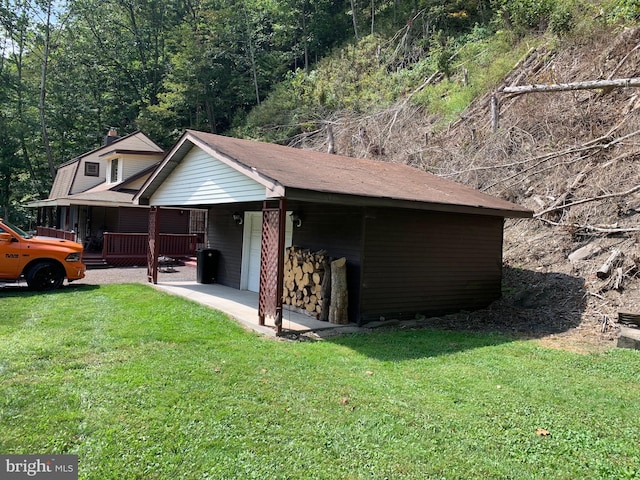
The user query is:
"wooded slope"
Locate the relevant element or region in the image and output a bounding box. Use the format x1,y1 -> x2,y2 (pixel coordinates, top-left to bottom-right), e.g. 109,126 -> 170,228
298,26 -> 640,347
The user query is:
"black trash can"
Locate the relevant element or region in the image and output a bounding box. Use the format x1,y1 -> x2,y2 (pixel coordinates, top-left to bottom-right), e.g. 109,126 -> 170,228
197,249 -> 219,284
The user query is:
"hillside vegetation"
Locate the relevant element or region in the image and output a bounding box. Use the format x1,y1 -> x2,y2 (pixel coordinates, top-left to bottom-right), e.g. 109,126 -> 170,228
243,3 -> 640,349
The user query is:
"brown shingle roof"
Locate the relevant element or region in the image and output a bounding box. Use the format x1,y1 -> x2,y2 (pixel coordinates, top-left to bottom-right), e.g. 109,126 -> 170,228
138,130 -> 532,218
191,131 -> 531,217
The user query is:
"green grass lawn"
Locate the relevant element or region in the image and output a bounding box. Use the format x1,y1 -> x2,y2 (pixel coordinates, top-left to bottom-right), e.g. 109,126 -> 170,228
1,284 -> 639,479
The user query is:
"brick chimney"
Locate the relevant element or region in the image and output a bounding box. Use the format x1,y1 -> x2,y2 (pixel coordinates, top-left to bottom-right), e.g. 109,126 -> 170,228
104,128 -> 119,146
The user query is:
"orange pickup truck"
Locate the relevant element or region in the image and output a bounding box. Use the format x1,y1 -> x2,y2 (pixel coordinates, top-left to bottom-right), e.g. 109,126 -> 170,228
0,218 -> 86,290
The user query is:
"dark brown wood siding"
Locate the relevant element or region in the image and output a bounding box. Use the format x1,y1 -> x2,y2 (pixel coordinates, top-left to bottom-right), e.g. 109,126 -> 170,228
360,208 -> 504,322
159,209 -> 190,234
207,205 -> 246,288
88,206 -> 118,233
288,203 -> 364,321
117,207 -> 148,232
116,207 -> 189,233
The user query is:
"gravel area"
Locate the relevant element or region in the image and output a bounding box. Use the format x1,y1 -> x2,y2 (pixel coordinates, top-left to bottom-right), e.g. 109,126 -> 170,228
75,264 -> 197,285
0,264 -> 197,289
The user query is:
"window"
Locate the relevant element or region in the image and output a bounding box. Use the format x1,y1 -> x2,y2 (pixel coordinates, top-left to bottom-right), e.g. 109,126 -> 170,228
109,158 -> 119,183
85,162 -> 99,177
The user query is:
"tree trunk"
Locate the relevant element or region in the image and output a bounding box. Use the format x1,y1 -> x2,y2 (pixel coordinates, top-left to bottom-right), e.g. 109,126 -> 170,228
370,0 -> 374,35
11,6 -> 43,197
327,123 -> 336,154
243,4 -> 260,105
490,94 -> 499,132
39,0 -> 56,180
350,0 -> 359,41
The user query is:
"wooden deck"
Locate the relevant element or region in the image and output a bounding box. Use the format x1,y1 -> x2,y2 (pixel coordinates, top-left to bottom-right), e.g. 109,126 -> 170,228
36,227 -> 198,268
82,232 -> 198,268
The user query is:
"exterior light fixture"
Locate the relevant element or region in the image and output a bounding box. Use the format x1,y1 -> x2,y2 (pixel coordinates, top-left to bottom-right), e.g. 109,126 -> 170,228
290,211 -> 303,228
232,212 -> 243,225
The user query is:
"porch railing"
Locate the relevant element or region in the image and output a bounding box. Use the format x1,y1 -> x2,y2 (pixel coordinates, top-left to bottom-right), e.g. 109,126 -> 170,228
36,226 -> 78,242
102,233 -> 198,266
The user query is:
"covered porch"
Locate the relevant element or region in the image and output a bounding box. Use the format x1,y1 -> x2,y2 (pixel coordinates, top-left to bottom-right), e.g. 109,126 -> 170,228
33,204 -> 203,267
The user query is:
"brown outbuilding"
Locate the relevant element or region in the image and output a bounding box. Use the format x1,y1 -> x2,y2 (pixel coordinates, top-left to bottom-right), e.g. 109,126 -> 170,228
136,130 -> 532,333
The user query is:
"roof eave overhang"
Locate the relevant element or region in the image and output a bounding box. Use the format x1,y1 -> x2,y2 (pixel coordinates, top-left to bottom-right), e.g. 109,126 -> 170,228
99,149 -> 163,158
26,199 -> 71,208
29,198 -> 141,209
74,200 -> 142,208
283,188 -> 533,218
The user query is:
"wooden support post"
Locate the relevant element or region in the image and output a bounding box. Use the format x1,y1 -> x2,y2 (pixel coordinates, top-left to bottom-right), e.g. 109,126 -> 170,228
275,198 -> 286,333
147,206 -> 160,284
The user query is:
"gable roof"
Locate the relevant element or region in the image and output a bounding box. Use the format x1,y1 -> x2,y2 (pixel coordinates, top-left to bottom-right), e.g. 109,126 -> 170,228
45,131 -> 163,200
28,131 -> 164,208
60,130 -> 163,167
136,130 -> 532,218
28,170 -> 160,209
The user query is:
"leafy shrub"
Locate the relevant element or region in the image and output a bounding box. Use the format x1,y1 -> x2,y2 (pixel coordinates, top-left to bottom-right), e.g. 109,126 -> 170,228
494,0 -> 577,35
497,0 -> 555,31
606,0 -> 640,21
550,4 -> 576,35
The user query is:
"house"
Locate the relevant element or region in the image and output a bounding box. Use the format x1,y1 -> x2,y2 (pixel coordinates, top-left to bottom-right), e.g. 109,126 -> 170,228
135,130 -> 532,331
29,129 -> 204,266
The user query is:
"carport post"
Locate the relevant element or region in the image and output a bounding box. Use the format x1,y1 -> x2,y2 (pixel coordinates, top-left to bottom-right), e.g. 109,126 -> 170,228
275,198 -> 286,333
147,206 -> 160,284
257,198 -> 287,334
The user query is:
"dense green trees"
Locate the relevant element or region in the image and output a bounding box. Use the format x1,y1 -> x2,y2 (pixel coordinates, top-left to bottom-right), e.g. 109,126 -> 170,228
0,0 -> 635,224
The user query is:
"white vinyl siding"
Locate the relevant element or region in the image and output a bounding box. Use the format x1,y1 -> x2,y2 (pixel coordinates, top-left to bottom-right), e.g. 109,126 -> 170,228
150,147 -> 267,206
122,134 -> 163,151
121,154 -> 160,179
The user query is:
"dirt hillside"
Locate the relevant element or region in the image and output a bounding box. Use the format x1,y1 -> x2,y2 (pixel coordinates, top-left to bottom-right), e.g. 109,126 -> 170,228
309,27 -> 640,351
437,26 -> 640,352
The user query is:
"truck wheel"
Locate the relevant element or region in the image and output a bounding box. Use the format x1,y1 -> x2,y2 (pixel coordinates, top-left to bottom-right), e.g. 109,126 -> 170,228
26,261 -> 65,290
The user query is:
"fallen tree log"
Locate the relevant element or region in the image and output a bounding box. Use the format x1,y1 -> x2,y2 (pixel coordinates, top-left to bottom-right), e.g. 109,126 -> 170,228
320,256 -> 331,322
329,257 -> 348,324
597,249 -> 623,279
502,77 -> 640,96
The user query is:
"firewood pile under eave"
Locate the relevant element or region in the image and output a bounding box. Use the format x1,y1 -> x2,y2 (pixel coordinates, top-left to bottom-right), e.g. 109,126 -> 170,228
283,246 -> 348,324
283,246 -> 328,316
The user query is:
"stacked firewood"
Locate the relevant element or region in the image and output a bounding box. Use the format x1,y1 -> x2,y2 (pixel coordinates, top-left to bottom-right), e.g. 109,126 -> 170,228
283,246 -> 329,318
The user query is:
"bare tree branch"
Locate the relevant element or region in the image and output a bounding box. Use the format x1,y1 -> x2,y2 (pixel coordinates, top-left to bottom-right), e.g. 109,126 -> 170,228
535,184 -> 640,218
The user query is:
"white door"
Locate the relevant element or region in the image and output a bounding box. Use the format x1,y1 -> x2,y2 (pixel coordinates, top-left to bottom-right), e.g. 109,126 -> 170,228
241,212 -> 293,292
